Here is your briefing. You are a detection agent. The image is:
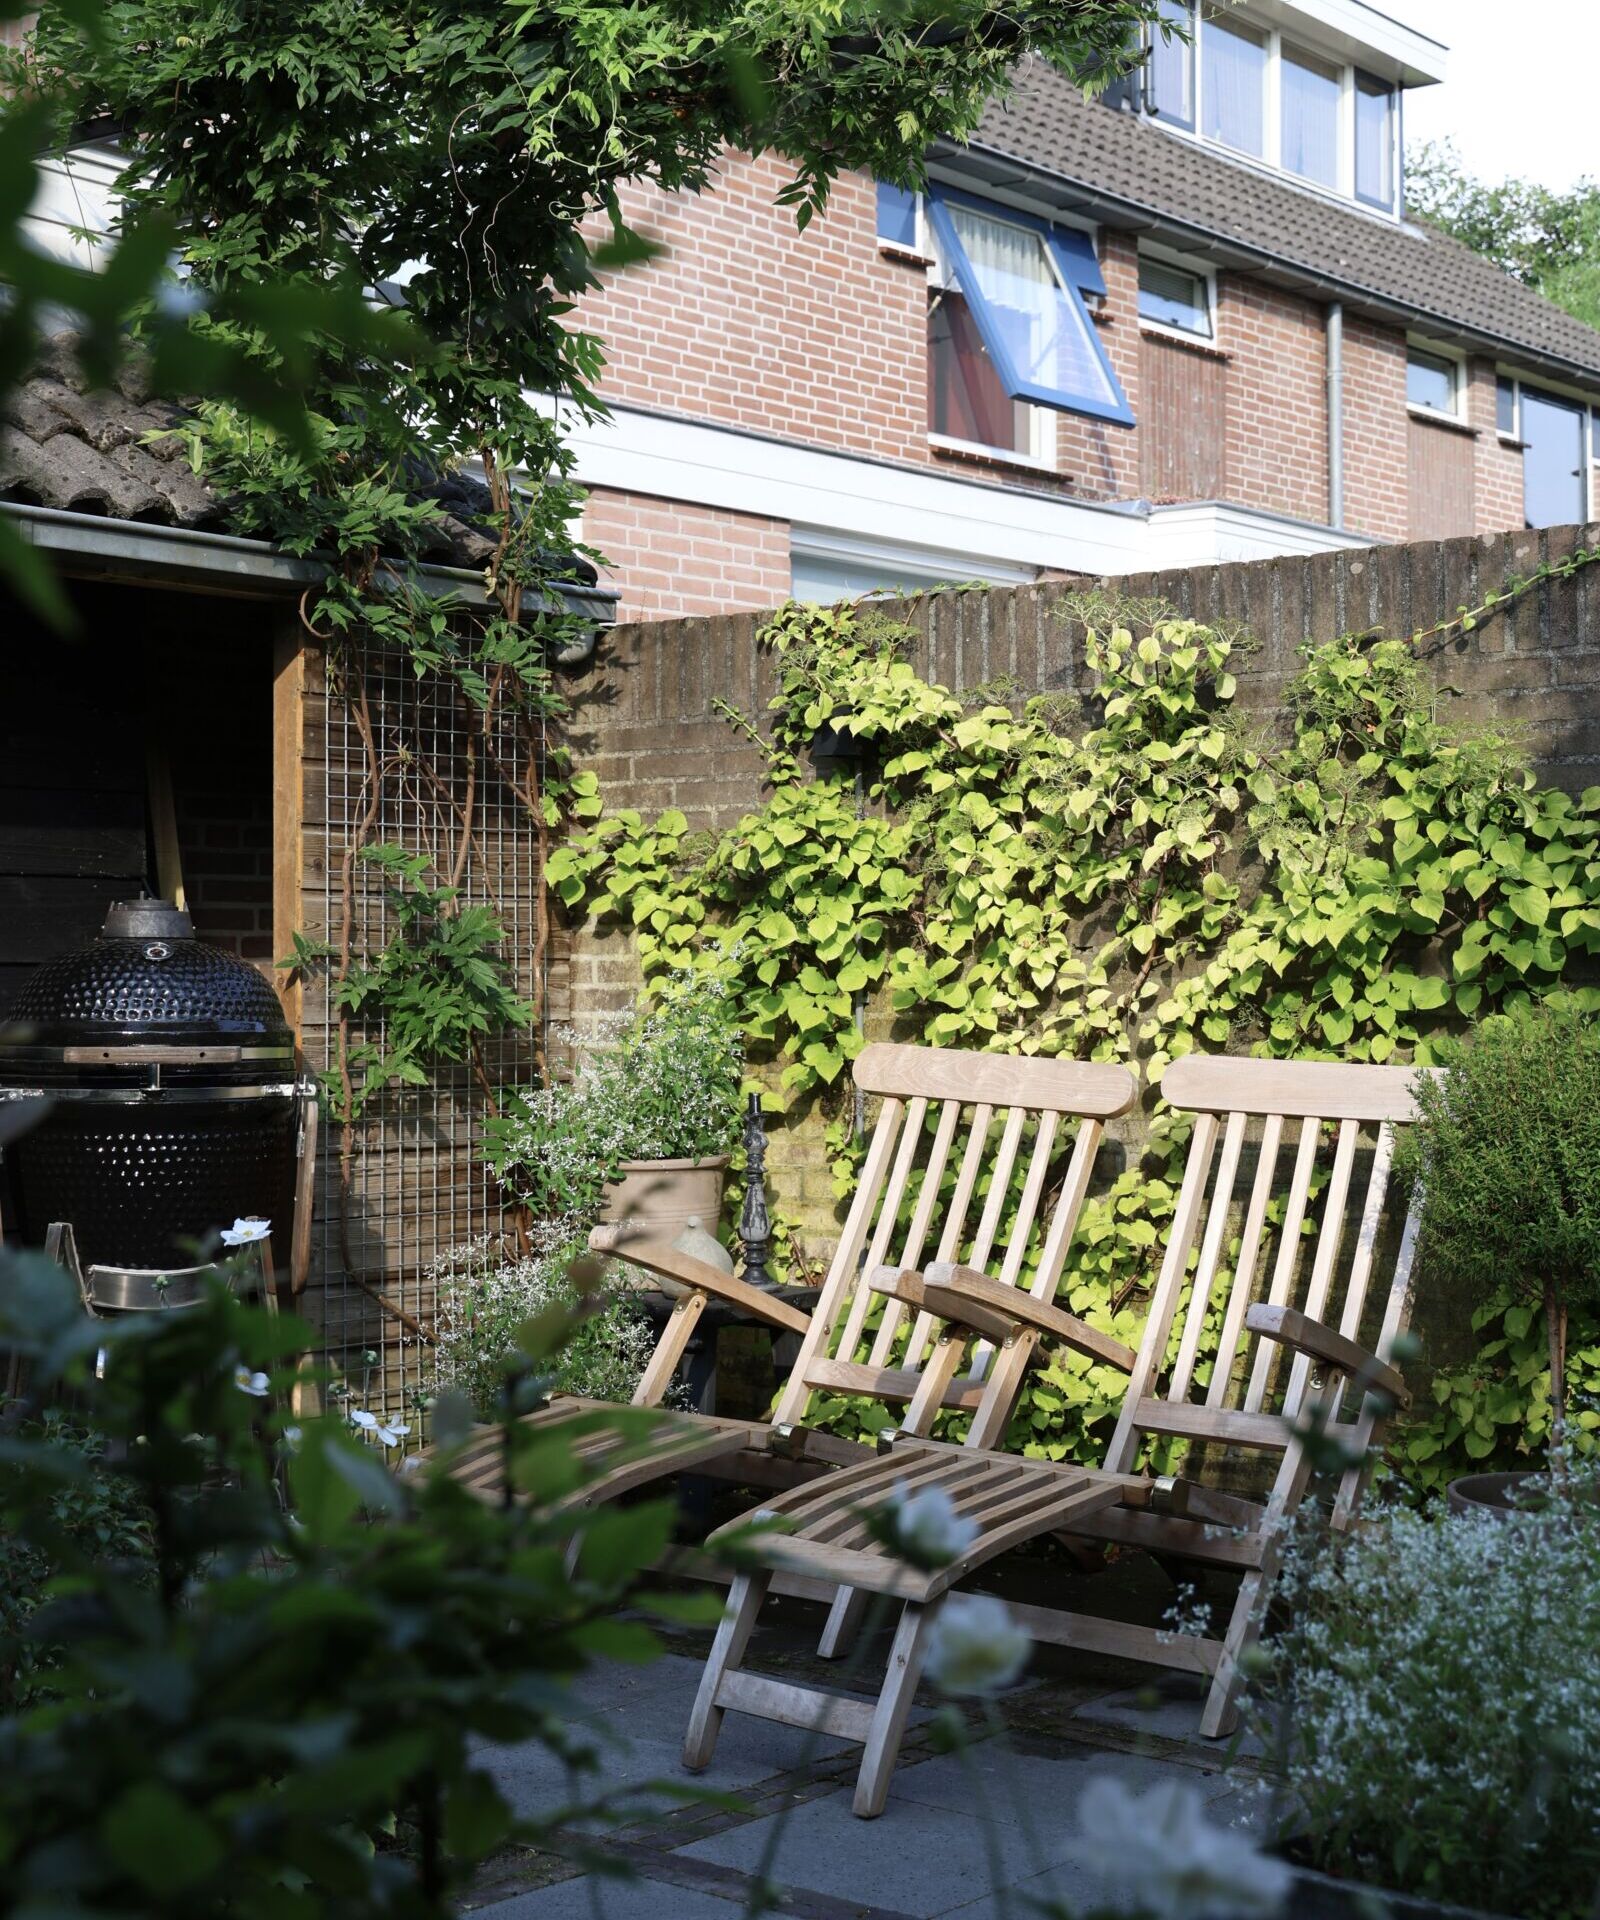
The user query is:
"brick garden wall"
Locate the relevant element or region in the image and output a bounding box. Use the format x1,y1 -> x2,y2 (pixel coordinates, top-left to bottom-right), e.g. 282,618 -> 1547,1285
554,522 -> 1600,1258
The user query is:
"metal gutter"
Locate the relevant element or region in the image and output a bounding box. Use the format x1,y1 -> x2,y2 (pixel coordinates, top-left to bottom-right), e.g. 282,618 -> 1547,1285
934,141 -> 1600,394
3,500 -> 617,625
1327,302 -> 1346,532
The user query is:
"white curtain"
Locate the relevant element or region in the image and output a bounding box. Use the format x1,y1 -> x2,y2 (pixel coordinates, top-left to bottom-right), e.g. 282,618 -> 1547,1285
1282,51 -> 1340,188
1203,17 -> 1266,156
946,203 -> 1111,407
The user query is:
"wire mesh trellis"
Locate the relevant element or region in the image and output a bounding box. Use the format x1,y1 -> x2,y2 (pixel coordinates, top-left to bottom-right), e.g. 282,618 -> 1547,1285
305,631 -> 545,1428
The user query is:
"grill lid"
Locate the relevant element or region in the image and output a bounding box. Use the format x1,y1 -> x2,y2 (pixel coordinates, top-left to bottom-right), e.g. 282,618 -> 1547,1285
0,897 -> 292,1053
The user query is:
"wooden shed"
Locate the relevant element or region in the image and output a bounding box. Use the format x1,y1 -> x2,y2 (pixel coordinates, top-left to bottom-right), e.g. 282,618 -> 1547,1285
0,340 -> 615,1417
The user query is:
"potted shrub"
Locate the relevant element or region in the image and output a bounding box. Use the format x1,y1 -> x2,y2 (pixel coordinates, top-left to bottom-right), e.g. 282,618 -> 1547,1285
1398,1001 -> 1600,1510
486,971 -> 744,1242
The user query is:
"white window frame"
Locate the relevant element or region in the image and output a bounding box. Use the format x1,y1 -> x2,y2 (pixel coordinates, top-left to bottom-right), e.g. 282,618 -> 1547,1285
1140,5 -> 1401,218
1136,243 -> 1219,347
791,528 -> 1036,603
1405,338 -> 1467,424
1495,366 -> 1600,521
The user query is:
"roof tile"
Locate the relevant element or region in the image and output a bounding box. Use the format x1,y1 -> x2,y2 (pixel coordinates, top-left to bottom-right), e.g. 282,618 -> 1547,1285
972,65 -> 1600,383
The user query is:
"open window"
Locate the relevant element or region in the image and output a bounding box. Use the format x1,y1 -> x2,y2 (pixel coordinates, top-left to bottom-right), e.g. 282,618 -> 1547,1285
925,187 -> 1134,437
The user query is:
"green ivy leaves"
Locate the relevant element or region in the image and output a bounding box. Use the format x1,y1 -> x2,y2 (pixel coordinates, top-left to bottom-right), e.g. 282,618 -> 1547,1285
555,597 -> 1600,1481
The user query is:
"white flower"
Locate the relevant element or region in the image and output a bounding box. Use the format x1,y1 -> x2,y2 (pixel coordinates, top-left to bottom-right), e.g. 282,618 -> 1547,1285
924,1593 -> 1029,1696
1076,1776 -> 1292,1920
220,1217 -> 271,1247
233,1366 -> 270,1398
882,1480 -> 979,1568
348,1407 -> 409,1448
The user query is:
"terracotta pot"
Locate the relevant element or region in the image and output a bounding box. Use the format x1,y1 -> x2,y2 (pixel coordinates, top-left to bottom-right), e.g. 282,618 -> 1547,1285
597,1155 -> 730,1240
1446,1470 -> 1543,1518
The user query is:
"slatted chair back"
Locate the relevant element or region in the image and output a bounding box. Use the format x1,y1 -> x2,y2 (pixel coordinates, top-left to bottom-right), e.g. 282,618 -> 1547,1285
1104,1055 -> 1428,1522
771,1044 -> 1137,1449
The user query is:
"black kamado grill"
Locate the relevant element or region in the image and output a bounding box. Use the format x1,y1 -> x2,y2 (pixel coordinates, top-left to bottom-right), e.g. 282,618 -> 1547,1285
0,898 -> 312,1306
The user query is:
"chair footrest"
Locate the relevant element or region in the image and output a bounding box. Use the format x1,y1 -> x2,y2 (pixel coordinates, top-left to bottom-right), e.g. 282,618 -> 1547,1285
714,1668 -> 878,1745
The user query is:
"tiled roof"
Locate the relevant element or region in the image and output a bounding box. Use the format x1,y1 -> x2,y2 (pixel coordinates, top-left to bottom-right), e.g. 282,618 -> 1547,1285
0,333 -> 506,572
968,62 -> 1600,385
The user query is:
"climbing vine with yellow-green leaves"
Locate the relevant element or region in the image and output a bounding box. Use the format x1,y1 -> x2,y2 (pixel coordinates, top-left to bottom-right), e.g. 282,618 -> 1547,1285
551,587 -> 1600,1489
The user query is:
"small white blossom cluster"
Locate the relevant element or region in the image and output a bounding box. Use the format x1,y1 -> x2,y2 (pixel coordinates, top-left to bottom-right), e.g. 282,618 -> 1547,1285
1267,1479 -> 1600,1916
428,1234 -> 659,1418
489,972 -> 744,1219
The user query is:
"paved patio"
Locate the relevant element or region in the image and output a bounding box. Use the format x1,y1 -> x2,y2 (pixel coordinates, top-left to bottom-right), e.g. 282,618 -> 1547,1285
461,1565 -> 1274,1920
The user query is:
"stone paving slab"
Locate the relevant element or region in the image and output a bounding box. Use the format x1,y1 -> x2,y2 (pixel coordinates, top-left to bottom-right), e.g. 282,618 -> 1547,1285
465,1572 -> 1272,1920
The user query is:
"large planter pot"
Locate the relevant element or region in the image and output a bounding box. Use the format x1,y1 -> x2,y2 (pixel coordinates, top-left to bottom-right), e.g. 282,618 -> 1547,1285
1447,1470 -> 1541,1517
597,1155 -> 730,1240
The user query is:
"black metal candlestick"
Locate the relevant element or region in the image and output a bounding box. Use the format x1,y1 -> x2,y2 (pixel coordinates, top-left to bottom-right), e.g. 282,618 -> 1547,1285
739,1090 -> 773,1291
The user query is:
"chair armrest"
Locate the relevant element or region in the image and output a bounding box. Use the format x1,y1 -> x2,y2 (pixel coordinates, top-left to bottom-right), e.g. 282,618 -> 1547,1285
914,1262 -> 1137,1371
1244,1304 -> 1410,1407
588,1225 -> 811,1336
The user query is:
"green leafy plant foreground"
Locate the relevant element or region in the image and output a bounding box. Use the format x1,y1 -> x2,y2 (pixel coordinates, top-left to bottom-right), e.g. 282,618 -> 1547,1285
551,597 -> 1600,1482
0,1250 -> 720,1917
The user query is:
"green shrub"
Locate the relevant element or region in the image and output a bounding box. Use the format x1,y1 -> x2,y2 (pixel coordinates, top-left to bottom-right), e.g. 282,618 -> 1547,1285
429,1233 -> 661,1418
1397,1003 -> 1600,1450
0,1251 -> 713,1917
1264,1482 -> 1600,1918
487,970 -> 744,1222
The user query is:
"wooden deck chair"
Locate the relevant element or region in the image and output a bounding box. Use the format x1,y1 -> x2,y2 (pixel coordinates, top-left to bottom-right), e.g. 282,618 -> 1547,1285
682,1053 -> 1427,1814
680,1047 -> 1141,1817
435,1042 -> 1135,1523
990,1053 -> 1430,1742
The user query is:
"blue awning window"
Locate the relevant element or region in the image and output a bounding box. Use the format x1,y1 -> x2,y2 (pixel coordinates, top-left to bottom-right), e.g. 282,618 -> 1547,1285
876,180 -> 919,250
925,185 -> 1132,428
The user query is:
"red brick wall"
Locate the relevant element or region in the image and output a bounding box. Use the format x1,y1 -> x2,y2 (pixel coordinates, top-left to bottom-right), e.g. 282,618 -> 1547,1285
1223,279 -> 1329,524
1407,413 -> 1477,543
1470,359 -> 1526,535
573,144 -> 1551,613
1341,316 -> 1409,541
1140,330 -> 1226,501
581,488 -> 790,623
575,156 -> 927,465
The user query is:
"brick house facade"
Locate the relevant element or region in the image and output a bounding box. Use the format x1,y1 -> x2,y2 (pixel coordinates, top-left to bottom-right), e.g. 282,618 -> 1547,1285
565,4 -> 1600,623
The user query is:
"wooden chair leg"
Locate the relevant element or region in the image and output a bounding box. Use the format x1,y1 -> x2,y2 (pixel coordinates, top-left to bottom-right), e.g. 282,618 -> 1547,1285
852,1598 -> 937,1820
817,1584 -> 871,1660
1200,1448 -> 1312,1739
683,1569 -> 770,1772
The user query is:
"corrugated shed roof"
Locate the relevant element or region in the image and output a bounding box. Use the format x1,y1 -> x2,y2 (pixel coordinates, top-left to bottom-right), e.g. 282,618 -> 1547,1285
967,63 -> 1600,385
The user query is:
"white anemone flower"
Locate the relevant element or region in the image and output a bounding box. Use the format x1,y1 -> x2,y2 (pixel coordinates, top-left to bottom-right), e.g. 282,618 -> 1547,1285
348,1408 -> 379,1432
924,1593 -> 1030,1696
373,1420 -> 410,1449
884,1480 -> 980,1568
220,1217 -> 271,1247
1076,1776 -> 1292,1919
233,1366 -> 270,1398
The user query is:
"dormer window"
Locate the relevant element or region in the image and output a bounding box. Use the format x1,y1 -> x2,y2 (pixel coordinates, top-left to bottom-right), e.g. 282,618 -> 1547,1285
1202,11 -> 1267,158
1355,72 -> 1397,209
1138,4 -> 1402,215
1282,45 -> 1341,189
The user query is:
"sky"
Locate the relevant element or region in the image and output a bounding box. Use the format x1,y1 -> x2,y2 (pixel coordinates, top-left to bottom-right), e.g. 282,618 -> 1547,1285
1394,0 -> 1600,192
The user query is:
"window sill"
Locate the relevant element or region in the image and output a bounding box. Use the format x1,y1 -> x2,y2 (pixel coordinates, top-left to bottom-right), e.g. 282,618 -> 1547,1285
929,434 -> 1059,478
1407,405 -> 1478,437
878,240 -> 935,267
1139,323 -> 1230,360
1498,433 -> 1528,451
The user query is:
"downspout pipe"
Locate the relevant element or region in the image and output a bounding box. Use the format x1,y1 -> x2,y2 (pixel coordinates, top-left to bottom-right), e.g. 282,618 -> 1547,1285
1326,300 -> 1345,532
